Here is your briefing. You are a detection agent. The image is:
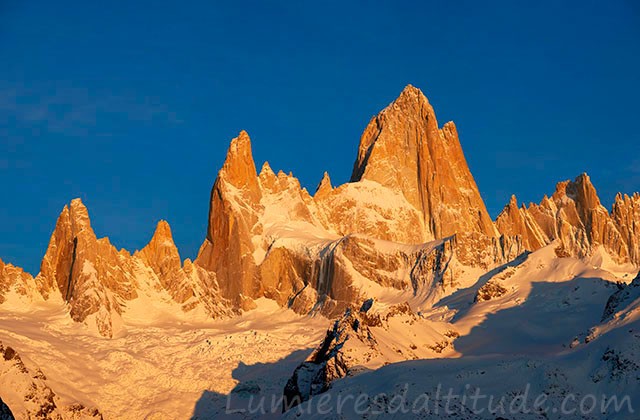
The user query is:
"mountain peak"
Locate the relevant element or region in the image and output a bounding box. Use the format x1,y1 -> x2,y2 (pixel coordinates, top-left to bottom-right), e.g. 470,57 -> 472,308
70,197 -> 85,207
314,171 -> 333,199
397,83 -> 428,101
136,219 -> 191,301
552,180 -> 571,200
48,199 -> 96,246
259,161 -> 275,177
151,220 -> 173,242
382,84 -> 433,121
38,199 -> 130,336
566,173 -> 602,210
350,85 -> 496,240
68,198 -> 92,234
220,131 -> 259,190
223,130 -> 251,162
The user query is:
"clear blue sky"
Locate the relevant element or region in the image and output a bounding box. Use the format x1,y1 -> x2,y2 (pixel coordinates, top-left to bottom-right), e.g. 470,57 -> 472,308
1,1 -> 639,275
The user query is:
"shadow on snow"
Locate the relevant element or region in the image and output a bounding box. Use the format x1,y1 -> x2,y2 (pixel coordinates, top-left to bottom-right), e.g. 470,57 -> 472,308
191,348 -> 313,419
452,276 -> 619,357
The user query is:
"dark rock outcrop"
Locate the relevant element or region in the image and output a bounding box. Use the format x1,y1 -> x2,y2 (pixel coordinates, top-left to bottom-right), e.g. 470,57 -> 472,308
0,397 -> 15,420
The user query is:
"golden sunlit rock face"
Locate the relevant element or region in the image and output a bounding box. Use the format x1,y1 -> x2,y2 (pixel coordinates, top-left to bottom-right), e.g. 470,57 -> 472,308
31,199 -> 229,337
195,130 -> 264,310
0,258 -> 37,305
351,84 -> 497,240
496,174 -> 640,265
192,86 -> 532,315
134,220 -> 195,304
35,199 -> 139,336
612,192 -> 640,263
1,85 -> 638,336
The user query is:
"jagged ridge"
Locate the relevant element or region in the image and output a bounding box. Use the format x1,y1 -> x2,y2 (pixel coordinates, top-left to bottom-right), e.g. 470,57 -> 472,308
0,85 -> 638,337
496,173 -> 640,265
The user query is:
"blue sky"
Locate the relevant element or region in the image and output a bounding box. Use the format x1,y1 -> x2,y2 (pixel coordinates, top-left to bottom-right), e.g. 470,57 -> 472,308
1,1 -> 639,275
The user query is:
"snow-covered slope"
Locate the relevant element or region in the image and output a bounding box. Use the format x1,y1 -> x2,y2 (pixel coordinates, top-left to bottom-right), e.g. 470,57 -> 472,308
0,340 -> 101,419
283,324 -> 639,419
282,249 -> 640,419
2,245 -> 634,419
1,84 -> 639,418
0,299 -> 327,419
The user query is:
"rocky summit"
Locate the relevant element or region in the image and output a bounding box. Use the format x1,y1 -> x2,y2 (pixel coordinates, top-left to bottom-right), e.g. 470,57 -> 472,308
351,84 -> 496,239
496,173 -> 640,265
0,85 -> 638,337
0,85 -> 639,419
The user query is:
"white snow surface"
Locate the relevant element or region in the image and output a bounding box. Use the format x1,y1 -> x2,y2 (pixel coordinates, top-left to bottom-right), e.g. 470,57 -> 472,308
282,245 -> 640,419
0,298 -> 328,419
1,244 -> 638,419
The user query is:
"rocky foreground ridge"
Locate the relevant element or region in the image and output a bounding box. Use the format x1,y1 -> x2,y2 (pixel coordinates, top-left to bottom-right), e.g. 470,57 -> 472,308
0,85 -> 639,338
0,342 -> 102,419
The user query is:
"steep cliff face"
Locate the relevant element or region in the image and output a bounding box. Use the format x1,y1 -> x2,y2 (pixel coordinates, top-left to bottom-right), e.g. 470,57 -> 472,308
496,174 -> 639,264
135,220 -> 194,305
495,195 -> 549,251
191,86 -> 542,316
612,192 -> 640,264
195,131 -> 263,309
2,84 -> 638,337
0,86 -> 540,327
314,172 -> 333,200
35,199 -> 138,336
26,200 -> 225,337
350,84 -> 496,240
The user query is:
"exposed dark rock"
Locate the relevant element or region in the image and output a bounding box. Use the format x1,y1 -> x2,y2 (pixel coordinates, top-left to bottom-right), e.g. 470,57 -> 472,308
0,397 -> 15,420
